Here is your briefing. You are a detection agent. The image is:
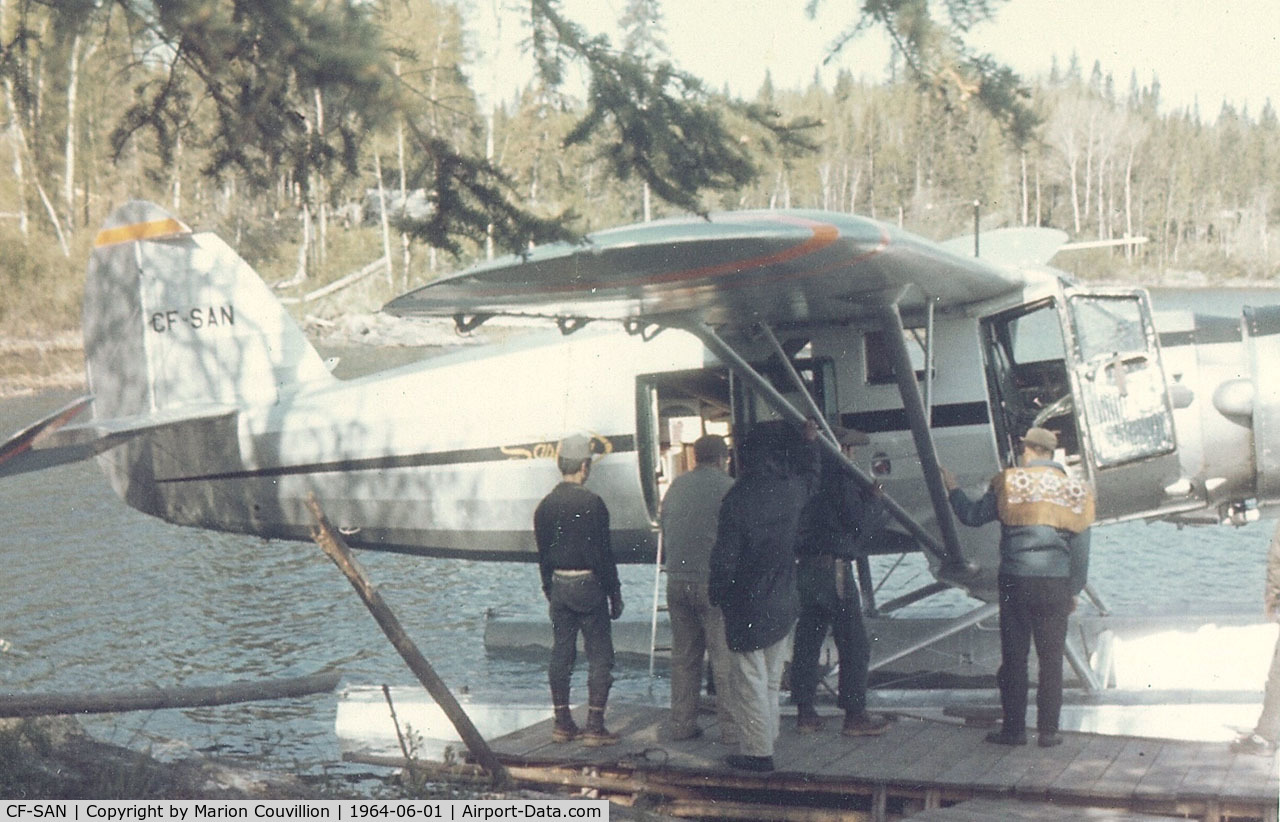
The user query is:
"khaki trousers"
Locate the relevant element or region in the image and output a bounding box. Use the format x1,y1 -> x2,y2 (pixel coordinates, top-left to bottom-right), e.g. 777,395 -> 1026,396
725,633 -> 789,757
667,580 -> 736,741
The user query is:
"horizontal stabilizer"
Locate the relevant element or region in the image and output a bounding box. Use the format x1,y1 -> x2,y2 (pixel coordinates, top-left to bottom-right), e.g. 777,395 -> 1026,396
940,227 -> 1069,268
0,399 -> 235,479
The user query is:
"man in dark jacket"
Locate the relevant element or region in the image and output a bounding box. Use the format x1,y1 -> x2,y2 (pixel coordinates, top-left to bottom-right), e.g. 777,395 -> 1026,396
534,434 -> 624,746
944,427 -> 1093,748
710,420 -> 820,772
791,426 -> 892,737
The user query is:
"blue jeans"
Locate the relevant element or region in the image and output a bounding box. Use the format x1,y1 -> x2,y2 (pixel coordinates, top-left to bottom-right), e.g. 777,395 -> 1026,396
547,574 -> 614,708
791,555 -> 871,713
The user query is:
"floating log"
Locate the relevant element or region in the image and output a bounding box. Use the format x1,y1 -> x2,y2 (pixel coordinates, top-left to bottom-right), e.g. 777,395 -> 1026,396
306,494 -> 507,782
0,670 -> 340,718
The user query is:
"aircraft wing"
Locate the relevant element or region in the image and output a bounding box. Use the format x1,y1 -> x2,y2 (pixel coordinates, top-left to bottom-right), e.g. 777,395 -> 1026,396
383,210 -> 1026,327
0,399 -> 236,478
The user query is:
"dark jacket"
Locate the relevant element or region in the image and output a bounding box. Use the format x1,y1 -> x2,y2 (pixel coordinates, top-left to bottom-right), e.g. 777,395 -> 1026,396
796,450 -> 889,559
948,459 -> 1091,595
709,434 -> 820,652
533,482 -> 621,598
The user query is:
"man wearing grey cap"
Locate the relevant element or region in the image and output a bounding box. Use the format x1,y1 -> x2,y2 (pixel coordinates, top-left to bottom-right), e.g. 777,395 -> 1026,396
534,434 -> 624,746
944,426 -> 1094,748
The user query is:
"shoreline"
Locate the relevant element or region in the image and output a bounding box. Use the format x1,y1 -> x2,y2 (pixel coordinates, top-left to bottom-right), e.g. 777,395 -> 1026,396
0,315 -> 497,398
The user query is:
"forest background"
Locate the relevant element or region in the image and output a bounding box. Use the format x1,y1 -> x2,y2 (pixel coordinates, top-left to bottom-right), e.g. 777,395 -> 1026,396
1,0 -> 1277,384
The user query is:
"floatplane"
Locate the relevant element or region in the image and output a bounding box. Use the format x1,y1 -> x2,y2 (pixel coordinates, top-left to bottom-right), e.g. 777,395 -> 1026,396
3,201 -> 1276,750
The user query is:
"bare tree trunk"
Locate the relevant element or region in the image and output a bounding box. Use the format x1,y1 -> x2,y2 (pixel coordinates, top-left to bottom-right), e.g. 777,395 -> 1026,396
294,201 -> 311,283
63,32 -> 81,230
1083,112 -> 1096,223
1069,153 -> 1081,234
1035,156 -> 1042,227
171,132 -> 183,211
313,88 -> 327,267
1124,142 -> 1136,260
484,105 -> 495,262
34,178 -> 69,256
4,75 -> 29,236
1098,155 -> 1107,239
398,112 -> 411,286
1020,149 -> 1029,226
375,152 -> 393,285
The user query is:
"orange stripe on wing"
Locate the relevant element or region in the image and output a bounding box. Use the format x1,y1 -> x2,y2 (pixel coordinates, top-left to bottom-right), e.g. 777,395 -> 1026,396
94,217 -> 189,248
475,215 -> 850,298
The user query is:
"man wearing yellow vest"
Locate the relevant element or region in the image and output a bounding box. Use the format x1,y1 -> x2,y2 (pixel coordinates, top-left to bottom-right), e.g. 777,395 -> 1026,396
943,427 -> 1094,748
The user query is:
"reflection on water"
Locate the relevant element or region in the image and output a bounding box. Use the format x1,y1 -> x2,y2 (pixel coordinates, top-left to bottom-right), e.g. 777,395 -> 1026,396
0,355 -> 1275,779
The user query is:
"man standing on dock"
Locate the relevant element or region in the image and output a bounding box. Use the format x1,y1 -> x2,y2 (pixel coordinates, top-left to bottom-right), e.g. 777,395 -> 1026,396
710,420 -> 820,772
660,434 -> 737,743
534,434 -> 624,747
791,426 -> 892,738
1231,518 -> 1280,756
944,427 -> 1093,749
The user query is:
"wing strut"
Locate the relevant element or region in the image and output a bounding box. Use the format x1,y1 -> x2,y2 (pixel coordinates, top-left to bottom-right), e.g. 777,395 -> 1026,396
756,323 -> 841,446
687,321 -> 953,567
875,301 -> 972,575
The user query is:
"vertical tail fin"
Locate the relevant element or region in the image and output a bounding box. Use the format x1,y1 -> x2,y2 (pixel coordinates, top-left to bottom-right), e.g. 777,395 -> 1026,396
84,201 -> 332,419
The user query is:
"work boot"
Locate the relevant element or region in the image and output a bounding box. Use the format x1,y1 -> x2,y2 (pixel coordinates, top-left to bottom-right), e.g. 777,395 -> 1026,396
795,704 -> 824,734
551,706 -> 579,744
841,711 -> 891,737
581,706 -> 619,747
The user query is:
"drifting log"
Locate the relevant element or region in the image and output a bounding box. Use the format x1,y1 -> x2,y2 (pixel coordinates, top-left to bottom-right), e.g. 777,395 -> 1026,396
306,494 -> 507,782
0,670 -> 340,718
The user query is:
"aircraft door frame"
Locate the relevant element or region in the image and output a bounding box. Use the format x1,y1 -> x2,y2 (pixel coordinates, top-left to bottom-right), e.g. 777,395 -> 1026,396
1061,287 -> 1180,520
979,297 -> 1080,468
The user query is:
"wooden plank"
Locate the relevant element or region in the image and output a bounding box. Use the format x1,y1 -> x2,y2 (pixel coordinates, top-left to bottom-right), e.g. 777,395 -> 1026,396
836,716 -> 953,783
1042,732 -> 1130,800
489,713 -> 561,758
1174,738 -> 1233,802
892,721 -> 989,789
1084,736 -> 1166,801
1013,733 -> 1092,799
768,711 -> 870,773
906,796 -> 1189,821
1130,737 -> 1200,805
1217,748 -> 1280,803
927,727 -> 1027,790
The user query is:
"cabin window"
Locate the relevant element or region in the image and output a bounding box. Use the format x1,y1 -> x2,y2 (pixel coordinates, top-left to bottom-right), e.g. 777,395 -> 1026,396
731,356 -> 837,428
864,328 -> 929,385
1069,296 -> 1147,363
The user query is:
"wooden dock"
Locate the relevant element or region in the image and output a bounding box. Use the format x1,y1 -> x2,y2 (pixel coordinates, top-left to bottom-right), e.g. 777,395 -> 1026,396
477,703 -> 1279,821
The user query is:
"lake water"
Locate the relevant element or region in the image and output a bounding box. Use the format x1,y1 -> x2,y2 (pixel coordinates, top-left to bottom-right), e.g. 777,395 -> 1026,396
2,287 -> 1278,786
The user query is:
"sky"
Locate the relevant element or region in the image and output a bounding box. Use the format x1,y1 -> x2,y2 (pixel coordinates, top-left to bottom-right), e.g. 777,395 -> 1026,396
469,0 -> 1279,120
